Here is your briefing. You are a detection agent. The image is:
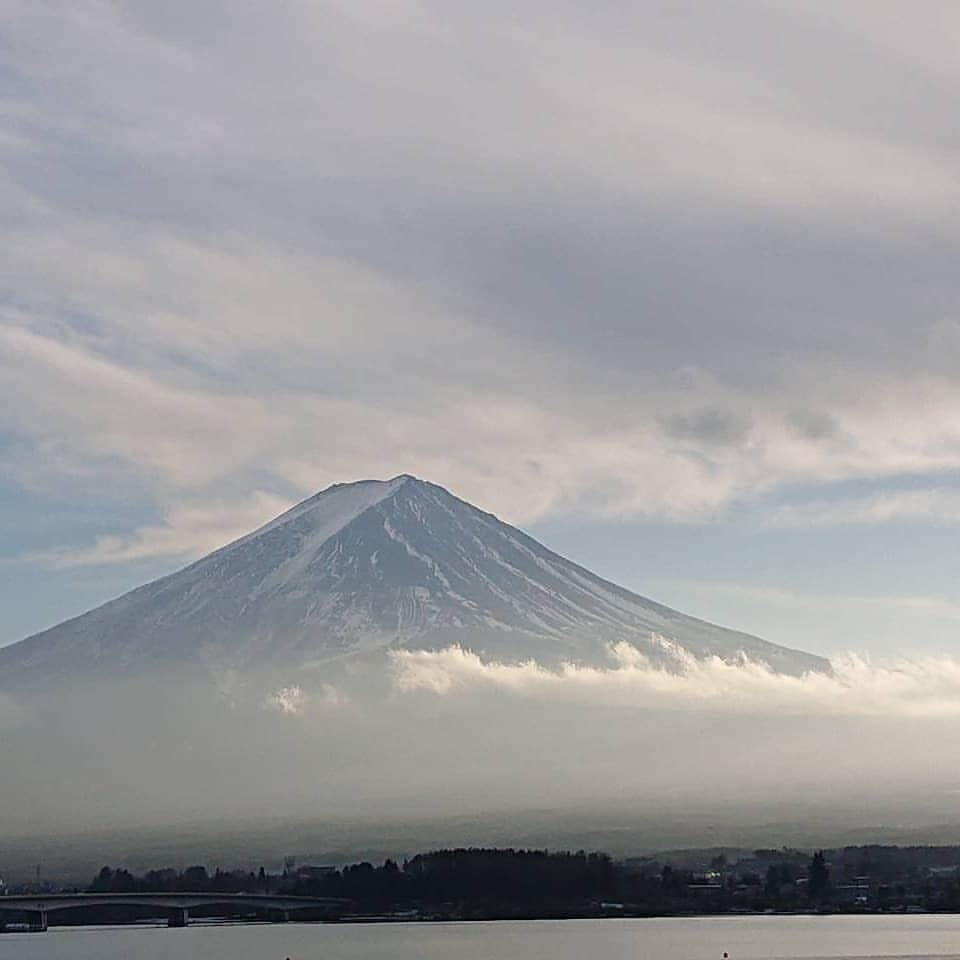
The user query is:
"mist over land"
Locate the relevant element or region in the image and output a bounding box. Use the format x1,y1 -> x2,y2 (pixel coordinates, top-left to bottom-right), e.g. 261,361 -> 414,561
5,649 -> 960,876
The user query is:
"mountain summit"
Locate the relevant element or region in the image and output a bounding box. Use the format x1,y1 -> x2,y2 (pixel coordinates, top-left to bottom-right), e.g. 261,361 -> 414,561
0,476 -> 827,683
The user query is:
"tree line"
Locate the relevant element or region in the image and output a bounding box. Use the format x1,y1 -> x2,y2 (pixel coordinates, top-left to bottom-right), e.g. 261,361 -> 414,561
84,844 -> 960,918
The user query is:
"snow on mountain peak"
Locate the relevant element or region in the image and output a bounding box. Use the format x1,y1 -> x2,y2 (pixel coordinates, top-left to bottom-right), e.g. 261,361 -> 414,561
231,475 -> 411,549
0,476 -> 828,684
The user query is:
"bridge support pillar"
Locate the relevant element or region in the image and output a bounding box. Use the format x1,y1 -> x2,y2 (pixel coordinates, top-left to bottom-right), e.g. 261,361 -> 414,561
29,910 -> 48,932
168,908 -> 189,928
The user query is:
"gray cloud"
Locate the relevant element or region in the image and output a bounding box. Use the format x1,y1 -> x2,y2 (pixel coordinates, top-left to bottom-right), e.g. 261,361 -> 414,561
3,0 -> 960,560
765,488 -> 960,529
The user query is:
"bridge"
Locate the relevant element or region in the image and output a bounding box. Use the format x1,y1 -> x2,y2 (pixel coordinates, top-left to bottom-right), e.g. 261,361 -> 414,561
0,892 -> 351,932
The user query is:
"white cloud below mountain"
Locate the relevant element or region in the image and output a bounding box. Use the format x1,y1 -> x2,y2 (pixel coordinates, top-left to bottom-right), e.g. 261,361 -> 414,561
392,642 -> 960,718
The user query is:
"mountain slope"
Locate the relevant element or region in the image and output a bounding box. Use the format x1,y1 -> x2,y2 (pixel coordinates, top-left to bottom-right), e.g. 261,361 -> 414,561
0,476 -> 828,683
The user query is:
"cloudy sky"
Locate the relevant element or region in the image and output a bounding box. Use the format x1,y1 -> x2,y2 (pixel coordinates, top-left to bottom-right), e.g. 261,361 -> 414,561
2,0 -> 960,658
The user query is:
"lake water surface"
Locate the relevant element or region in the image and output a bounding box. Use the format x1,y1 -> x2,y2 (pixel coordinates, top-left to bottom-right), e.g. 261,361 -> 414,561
3,915 -> 960,960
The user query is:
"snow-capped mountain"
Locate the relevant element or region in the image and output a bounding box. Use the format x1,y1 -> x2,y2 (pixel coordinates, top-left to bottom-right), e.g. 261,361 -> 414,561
0,476 -> 827,684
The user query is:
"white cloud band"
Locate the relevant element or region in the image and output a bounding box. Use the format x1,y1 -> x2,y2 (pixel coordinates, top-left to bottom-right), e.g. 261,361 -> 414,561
391,641 -> 960,718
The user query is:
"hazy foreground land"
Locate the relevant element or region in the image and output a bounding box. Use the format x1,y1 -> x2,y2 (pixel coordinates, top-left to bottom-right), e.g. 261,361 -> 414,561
11,797 -> 960,889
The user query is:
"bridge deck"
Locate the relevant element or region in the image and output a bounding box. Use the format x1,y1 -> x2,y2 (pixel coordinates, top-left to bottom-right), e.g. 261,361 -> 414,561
0,892 -> 349,914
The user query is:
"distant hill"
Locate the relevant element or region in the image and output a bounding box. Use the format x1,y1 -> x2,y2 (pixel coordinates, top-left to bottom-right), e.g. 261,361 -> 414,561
0,475 -> 827,684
